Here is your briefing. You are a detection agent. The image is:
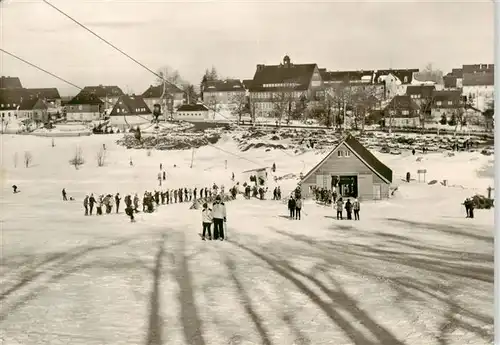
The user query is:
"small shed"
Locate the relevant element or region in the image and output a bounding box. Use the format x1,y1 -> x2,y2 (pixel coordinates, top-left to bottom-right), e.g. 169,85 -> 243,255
300,134 -> 393,200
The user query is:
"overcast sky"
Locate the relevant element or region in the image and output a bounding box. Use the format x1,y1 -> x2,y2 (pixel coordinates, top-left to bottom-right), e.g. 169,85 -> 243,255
0,0 -> 494,96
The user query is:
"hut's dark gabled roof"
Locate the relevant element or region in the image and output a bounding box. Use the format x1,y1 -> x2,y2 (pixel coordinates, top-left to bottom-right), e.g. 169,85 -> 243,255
302,134 -> 393,184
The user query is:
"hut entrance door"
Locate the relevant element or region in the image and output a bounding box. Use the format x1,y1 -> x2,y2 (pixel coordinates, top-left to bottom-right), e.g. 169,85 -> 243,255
338,175 -> 358,198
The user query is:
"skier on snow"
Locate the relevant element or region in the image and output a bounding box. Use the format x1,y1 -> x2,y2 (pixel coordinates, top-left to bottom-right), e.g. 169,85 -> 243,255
212,195 -> 227,241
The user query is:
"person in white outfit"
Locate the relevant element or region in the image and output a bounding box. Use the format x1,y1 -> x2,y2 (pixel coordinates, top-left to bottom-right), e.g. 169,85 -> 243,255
212,195 -> 227,240
201,203 -> 213,240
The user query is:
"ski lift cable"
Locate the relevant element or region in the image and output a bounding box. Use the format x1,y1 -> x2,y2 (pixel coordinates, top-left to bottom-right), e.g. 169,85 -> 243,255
41,0 -> 303,162
0,48 -> 129,128
0,48 -> 289,180
41,0 -> 237,124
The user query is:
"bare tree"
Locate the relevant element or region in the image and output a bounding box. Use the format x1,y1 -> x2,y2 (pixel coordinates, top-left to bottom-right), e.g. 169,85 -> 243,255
206,94 -> 221,120
419,94 -> 435,133
270,89 -> 294,126
24,151 -> 33,168
328,81 -> 352,131
248,96 -> 258,126
230,93 -> 248,124
69,146 -> 85,170
183,84 -> 198,104
96,147 -> 106,167
1,118 -> 9,134
351,87 -> 378,132
156,66 -> 185,86
314,93 -> 335,127
415,63 -> 444,84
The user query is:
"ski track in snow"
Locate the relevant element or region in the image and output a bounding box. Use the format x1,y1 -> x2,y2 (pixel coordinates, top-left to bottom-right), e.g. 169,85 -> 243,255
0,134 -> 494,345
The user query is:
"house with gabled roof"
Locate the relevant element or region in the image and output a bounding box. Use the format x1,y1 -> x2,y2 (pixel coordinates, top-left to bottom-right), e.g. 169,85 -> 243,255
300,134 -> 393,200
142,84 -> 185,119
202,79 -> 246,110
383,95 -> 420,128
430,90 -> 464,124
0,88 -> 30,119
109,94 -> 152,129
17,97 -> 49,122
80,85 -> 124,111
248,55 -> 323,118
26,88 -> 62,107
66,92 -> 104,122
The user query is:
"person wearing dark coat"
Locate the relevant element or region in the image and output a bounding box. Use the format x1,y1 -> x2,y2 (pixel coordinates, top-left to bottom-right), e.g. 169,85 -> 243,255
336,198 -> 343,220
288,197 -> 296,219
163,171 -> 166,180
194,188 -> 198,200
89,194 -> 96,215
154,191 -> 160,205
174,189 -> 178,203
212,196 -> 227,240
83,195 -> 89,216
62,188 -> 67,201
469,200 -> 475,219
345,199 -> 353,220
115,193 -> 121,213
464,198 -> 470,218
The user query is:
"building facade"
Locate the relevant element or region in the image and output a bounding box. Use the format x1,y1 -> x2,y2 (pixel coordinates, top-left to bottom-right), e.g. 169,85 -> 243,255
142,84 -> 185,119
430,90 -> 464,124
66,93 -> 104,122
462,71 -> 494,112
384,95 -> 420,128
202,79 -> 246,110
17,98 -> 49,122
80,85 -> 124,111
300,135 -> 393,200
248,55 -> 324,118
109,94 -> 152,129
174,104 -> 210,122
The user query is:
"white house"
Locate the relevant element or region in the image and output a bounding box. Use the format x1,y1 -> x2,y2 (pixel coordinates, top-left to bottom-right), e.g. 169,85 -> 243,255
174,104 -> 210,122
108,94 -> 152,129
462,72 -> 494,112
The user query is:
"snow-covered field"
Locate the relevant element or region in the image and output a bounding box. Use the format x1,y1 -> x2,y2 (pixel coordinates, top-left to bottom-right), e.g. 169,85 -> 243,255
0,133 -> 494,345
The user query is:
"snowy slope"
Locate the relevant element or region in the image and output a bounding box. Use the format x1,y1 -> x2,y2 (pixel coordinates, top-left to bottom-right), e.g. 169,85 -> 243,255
0,133 -> 494,345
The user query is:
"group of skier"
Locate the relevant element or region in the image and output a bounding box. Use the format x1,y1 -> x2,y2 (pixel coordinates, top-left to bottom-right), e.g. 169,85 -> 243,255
200,195 -> 227,241
82,193 -> 122,216
334,197 -> 361,220
311,185 -> 338,204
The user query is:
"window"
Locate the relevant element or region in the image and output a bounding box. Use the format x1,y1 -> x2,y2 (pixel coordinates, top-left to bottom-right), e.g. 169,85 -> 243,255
436,101 -> 442,106
337,150 -> 343,157
448,101 -> 453,105
0,104 -> 3,108
404,76 -> 408,83
345,150 -> 350,157
7,104 -> 10,107
78,105 -> 83,110
402,110 -> 409,115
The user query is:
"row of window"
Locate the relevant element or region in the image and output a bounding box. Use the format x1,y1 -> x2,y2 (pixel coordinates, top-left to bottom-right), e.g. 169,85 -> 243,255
337,150 -> 351,157
262,83 -> 299,88
251,91 -> 305,99
178,112 -> 206,117
205,92 -> 244,97
115,108 -> 147,113
1,103 -> 17,108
